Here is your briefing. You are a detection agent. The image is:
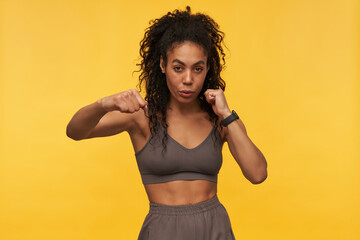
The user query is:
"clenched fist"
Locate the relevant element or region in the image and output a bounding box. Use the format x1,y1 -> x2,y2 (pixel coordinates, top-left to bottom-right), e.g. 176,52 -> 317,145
97,89 -> 148,113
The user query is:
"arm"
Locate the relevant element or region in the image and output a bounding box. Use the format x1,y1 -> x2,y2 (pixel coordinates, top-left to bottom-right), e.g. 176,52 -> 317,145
66,100 -> 109,140
222,114 -> 268,184
66,89 -> 147,140
204,89 -> 268,184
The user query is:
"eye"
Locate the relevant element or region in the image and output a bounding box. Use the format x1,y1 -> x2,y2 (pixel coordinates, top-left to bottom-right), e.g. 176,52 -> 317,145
194,67 -> 204,72
173,66 -> 182,72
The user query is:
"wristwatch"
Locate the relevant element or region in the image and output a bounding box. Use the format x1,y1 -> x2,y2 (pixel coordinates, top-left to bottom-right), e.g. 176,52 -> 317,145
221,110 -> 239,127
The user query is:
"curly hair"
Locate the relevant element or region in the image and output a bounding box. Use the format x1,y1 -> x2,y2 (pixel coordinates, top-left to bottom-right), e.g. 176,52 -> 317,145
135,6 -> 226,153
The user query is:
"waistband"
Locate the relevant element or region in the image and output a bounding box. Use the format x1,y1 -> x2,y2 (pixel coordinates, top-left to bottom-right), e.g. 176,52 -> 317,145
148,194 -> 221,215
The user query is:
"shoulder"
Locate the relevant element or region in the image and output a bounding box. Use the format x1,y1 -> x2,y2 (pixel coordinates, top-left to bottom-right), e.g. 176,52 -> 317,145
128,106 -> 150,135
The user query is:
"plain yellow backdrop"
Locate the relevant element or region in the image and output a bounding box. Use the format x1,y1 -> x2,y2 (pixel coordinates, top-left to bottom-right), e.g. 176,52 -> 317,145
1,0 -> 359,239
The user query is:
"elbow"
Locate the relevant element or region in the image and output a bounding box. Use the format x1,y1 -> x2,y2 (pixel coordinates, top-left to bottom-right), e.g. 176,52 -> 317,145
66,133 -> 81,141
66,125 -> 83,141
251,175 -> 267,184
67,136 -> 82,141
250,169 -> 268,185
251,156 -> 268,184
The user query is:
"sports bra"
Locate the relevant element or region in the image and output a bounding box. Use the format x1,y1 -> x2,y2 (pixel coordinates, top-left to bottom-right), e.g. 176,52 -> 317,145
135,123 -> 223,184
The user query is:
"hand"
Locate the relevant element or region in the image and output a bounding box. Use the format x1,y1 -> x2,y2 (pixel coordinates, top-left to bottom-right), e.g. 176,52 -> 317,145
204,89 -> 231,119
98,89 -> 148,113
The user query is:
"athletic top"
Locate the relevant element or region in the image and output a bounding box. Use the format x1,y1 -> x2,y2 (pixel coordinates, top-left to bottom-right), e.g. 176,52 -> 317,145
135,123 -> 223,184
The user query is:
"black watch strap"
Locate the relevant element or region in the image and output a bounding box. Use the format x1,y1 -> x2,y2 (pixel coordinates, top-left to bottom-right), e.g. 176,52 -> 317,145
221,110 -> 239,127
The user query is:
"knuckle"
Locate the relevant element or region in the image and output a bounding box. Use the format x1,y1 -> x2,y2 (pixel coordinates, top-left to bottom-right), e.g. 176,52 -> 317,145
120,106 -> 129,112
114,95 -> 121,102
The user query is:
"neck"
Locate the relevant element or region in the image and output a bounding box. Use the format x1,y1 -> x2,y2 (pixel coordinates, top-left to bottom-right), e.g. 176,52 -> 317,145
167,97 -> 202,116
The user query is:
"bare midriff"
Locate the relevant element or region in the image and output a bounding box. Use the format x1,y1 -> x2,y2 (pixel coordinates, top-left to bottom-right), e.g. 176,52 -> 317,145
144,179 -> 217,205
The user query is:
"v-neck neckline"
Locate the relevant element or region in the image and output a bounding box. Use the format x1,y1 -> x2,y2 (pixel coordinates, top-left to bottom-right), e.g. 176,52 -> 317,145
160,124 -> 216,151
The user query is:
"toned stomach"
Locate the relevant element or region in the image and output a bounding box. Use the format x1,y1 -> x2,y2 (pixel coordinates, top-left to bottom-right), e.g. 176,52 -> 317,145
144,179 -> 217,205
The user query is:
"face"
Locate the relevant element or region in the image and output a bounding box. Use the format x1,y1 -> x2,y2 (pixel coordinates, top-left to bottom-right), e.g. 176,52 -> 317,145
160,41 -> 209,105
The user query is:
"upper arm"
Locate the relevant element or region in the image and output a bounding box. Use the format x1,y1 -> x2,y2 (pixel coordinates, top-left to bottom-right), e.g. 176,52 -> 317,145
84,109 -> 144,139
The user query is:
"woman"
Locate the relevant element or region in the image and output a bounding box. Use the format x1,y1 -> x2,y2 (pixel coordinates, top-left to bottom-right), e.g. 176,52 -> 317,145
66,6 -> 267,240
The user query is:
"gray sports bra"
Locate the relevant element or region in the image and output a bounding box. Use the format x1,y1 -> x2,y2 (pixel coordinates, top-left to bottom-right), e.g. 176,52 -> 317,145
135,124 -> 223,184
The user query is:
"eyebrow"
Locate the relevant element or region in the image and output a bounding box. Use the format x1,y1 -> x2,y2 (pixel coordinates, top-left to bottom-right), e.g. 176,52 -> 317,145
171,59 -> 206,66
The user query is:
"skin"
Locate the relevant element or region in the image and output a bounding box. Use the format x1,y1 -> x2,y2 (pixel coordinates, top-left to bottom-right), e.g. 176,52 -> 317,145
66,40 -> 267,206
134,41 -> 225,205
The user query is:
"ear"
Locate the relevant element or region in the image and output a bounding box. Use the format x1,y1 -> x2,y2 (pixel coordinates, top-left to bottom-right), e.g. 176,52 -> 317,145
160,56 -> 165,73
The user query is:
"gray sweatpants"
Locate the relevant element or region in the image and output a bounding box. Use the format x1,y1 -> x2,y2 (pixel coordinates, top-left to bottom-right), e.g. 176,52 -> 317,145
137,194 -> 236,240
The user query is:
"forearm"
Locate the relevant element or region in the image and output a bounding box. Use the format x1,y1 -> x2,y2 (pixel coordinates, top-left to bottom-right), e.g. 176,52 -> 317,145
223,116 -> 268,184
66,100 -> 108,140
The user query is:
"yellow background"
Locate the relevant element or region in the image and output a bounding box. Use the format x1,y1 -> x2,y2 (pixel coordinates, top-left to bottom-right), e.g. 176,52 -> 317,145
1,0 -> 359,239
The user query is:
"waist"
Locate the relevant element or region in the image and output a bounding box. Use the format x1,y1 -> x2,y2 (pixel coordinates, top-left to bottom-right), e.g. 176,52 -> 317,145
141,172 -> 218,185
148,193 -> 221,215
144,179 -> 217,205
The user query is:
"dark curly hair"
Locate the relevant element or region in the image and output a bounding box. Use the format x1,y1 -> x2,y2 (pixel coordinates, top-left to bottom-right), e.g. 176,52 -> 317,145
135,6 -> 226,153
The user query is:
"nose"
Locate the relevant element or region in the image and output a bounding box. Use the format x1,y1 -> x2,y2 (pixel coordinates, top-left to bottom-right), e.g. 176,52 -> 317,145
183,69 -> 193,84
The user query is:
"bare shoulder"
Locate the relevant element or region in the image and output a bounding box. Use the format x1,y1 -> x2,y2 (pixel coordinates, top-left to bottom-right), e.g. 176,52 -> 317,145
127,108 -> 152,153
128,107 -> 150,135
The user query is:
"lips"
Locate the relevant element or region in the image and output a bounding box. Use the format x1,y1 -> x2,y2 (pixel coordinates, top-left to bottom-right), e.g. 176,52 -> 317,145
179,90 -> 194,98
179,90 -> 194,93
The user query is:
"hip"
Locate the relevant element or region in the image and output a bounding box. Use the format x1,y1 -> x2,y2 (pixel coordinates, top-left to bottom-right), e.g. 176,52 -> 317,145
138,194 -> 236,240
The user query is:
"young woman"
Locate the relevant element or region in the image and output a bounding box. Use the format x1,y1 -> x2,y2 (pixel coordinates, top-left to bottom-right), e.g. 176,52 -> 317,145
66,6 -> 267,240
